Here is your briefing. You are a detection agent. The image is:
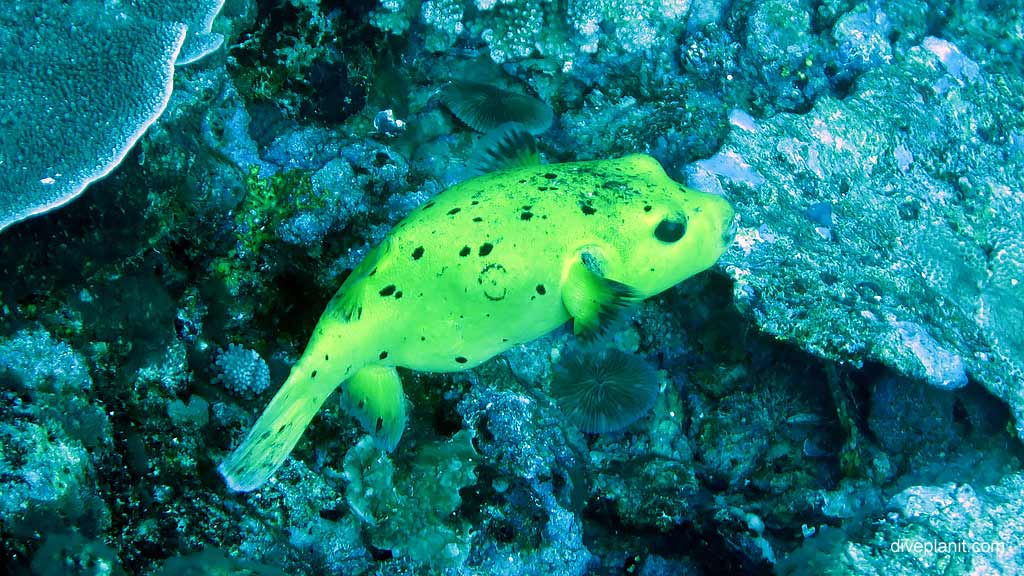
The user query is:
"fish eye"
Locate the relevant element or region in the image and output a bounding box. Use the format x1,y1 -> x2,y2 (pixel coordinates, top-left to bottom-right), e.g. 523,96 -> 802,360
654,217 -> 687,243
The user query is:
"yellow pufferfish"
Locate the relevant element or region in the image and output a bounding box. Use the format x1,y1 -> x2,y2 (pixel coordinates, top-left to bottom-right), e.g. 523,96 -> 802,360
219,150 -> 736,491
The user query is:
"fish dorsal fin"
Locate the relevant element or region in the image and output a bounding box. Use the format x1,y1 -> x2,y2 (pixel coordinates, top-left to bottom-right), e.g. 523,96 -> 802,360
561,252 -> 638,340
324,238 -> 391,323
470,122 -> 540,174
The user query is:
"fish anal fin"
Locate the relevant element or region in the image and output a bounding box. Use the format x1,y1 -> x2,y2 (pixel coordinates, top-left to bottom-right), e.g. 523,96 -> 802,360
342,365 -> 407,451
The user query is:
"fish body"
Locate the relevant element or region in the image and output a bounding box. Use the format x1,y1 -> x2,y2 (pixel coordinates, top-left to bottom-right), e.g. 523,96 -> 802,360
219,153 -> 735,491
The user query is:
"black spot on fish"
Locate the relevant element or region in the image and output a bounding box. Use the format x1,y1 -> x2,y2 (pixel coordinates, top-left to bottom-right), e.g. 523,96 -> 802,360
278,423 -> 290,433
471,200 -> 480,205
358,400 -> 365,409
455,356 -> 468,364
518,179 -> 527,184
394,291 -> 403,299
311,370 -> 318,378
420,336 -> 426,342
459,246 -> 471,257
448,207 -> 461,215
379,351 -> 388,360
479,242 -> 494,256
521,211 -> 533,220
423,201 -> 436,209
473,217 -> 483,223
412,246 -> 424,260
536,284 -> 546,295
260,431 -> 271,441
644,205 -> 652,212
376,418 -> 384,433
580,202 -> 597,215
538,186 -> 549,191
544,173 -> 557,179
522,205 -> 532,210
379,285 -> 397,296
369,267 -> 377,276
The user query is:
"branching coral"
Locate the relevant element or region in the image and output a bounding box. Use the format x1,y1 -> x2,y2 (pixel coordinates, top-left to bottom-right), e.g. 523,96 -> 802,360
369,0 -> 691,63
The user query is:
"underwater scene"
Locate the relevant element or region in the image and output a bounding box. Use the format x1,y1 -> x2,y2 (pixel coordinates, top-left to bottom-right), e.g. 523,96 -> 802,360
1,0 -> 1023,574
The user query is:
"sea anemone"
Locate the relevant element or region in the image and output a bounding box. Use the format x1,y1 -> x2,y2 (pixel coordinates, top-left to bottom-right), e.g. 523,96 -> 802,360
550,347 -> 660,434
437,80 -> 553,135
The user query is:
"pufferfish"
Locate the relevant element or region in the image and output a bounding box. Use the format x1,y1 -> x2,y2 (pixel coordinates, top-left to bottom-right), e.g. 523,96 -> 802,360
219,148 -> 735,491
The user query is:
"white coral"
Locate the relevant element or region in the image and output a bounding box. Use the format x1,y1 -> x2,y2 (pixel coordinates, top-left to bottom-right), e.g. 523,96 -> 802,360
215,344 -> 271,397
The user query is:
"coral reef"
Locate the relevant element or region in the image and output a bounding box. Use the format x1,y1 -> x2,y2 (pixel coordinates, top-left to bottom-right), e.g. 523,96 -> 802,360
0,327 -> 111,542
779,474 -> 1024,575
708,37 -> 1024,439
550,346 -> 660,433
1,0 -> 1022,575
0,0 -> 226,231
371,0 -> 692,63
343,431 -> 478,568
215,344 -> 271,397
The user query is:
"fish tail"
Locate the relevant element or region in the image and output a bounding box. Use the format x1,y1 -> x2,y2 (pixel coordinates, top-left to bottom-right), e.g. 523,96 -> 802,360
219,340 -> 361,492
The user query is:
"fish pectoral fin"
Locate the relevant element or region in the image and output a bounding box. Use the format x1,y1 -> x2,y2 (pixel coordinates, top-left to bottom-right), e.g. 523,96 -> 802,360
561,257 -> 638,340
342,365 -> 407,452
